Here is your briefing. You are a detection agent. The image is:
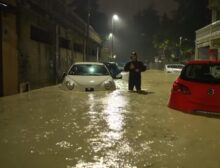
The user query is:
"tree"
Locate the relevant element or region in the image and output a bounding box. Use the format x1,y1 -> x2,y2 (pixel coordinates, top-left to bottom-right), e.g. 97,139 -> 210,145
153,13 -> 176,62
153,0 -> 211,63
173,0 -> 211,39
133,5 -> 160,61
170,0 -> 211,61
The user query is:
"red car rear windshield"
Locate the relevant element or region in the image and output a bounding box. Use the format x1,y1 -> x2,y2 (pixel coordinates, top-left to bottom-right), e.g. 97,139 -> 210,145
180,64 -> 220,84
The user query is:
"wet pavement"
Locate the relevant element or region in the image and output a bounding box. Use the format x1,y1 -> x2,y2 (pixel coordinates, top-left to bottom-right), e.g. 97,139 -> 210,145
1,70 -> 220,168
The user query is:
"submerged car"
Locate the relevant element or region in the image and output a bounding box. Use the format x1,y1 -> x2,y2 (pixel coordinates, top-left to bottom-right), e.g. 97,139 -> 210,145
164,64 -> 184,73
62,62 -> 116,91
103,62 -> 122,79
168,60 -> 220,113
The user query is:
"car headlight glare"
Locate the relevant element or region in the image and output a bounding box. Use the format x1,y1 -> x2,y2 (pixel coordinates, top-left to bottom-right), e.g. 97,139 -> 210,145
65,81 -> 74,90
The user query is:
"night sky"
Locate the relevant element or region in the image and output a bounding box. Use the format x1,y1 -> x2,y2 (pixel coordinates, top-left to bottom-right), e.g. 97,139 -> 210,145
98,0 -> 178,62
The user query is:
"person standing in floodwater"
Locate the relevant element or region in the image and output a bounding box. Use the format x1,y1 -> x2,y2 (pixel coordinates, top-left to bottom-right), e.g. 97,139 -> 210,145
124,51 -> 146,92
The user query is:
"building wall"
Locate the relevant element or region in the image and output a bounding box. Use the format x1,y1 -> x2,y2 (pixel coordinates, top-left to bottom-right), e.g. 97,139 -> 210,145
17,4 -> 100,90
18,8 -> 56,89
59,26 -> 84,74
1,0 -> 18,96
195,1 -> 220,60
0,11 -> 3,96
0,0 -> 102,96
198,47 -> 209,59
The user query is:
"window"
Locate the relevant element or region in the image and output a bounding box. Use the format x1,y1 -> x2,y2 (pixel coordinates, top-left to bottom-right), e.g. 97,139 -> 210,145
92,49 -> 96,56
73,43 -> 83,53
59,37 -> 70,49
30,26 -> 51,44
180,64 -> 220,84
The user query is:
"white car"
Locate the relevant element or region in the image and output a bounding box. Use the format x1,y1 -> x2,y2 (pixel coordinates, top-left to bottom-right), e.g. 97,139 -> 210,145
62,62 -> 116,91
164,64 -> 184,73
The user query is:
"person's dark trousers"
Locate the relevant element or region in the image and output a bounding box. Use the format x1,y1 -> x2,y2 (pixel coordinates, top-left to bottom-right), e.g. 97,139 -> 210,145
128,75 -> 141,91
128,78 -> 135,91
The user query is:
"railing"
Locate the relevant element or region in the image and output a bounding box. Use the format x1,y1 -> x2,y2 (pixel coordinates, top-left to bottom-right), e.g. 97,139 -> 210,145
196,20 -> 220,43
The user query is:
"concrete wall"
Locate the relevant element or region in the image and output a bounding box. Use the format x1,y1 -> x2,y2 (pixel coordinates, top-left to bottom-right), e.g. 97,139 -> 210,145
197,47 -> 209,60
17,6 -> 99,89
1,0 -> 18,96
0,0 -> 102,96
18,8 -> 55,89
59,26 -> 84,74
195,0 -> 220,60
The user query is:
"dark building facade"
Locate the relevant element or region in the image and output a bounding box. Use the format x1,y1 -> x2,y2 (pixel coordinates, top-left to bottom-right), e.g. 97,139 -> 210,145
0,0 -> 102,96
195,0 -> 220,60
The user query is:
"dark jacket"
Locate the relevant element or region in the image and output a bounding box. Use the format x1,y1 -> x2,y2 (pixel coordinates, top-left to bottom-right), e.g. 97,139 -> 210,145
124,61 -> 146,77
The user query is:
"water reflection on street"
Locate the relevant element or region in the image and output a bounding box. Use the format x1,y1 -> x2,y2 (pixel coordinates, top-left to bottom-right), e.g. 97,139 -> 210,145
75,90 -> 130,167
1,70 -> 220,168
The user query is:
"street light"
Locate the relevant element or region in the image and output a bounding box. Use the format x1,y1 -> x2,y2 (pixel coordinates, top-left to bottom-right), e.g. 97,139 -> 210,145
108,33 -> 113,39
111,14 -> 119,60
113,14 -> 119,21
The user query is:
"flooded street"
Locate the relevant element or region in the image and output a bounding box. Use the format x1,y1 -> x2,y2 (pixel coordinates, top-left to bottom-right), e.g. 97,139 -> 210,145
1,70 -> 220,168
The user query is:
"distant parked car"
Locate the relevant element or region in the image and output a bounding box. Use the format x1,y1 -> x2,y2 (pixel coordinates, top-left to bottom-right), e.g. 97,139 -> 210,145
117,62 -> 125,71
62,62 -> 116,91
164,64 -> 184,73
168,60 -> 220,113
103,62 -> 122,79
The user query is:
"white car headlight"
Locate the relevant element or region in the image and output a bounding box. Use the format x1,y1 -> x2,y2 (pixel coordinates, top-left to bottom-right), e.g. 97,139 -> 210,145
104,80 -> 114,90
65,81 -> 75,90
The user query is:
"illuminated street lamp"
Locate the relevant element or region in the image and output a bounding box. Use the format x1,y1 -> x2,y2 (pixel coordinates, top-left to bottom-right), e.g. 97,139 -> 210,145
113,14 -> 119,22
108,33 -> 113,39
111,14 -> 119,59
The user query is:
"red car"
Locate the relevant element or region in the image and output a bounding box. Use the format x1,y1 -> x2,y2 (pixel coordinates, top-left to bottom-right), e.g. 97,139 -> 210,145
168,60 -> 220,113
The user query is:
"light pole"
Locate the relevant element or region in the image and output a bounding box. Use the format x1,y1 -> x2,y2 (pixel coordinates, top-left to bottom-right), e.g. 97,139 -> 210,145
178,36 -> 182,61
111,14 -> 119,60
85,0 -> 91,61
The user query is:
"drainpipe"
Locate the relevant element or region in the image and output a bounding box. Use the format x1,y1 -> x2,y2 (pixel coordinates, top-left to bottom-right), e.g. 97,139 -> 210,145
96,46 -> 99,62
84,0 -> 90,62
195,46 -> 199,60
55,24 -> 60,83
0,11 -> 3,96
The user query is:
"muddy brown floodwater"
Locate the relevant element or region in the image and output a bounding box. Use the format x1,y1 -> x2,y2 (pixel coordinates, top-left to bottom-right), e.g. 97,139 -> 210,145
1,70 -> 220,168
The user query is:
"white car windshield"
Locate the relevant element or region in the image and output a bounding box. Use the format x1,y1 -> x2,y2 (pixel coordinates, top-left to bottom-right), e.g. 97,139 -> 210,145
68,64 -> 110,76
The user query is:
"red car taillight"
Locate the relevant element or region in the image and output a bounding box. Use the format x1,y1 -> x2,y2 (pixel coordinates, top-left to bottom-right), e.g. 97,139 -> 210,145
172,81 -> 191,95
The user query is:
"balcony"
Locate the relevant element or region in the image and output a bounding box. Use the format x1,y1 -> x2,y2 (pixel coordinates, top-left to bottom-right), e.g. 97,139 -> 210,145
89,26 -> 102,44
196,20 -> 220,47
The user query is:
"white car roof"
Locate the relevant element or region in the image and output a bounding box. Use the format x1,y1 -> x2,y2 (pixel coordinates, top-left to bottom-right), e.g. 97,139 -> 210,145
74,62 -> 104,65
